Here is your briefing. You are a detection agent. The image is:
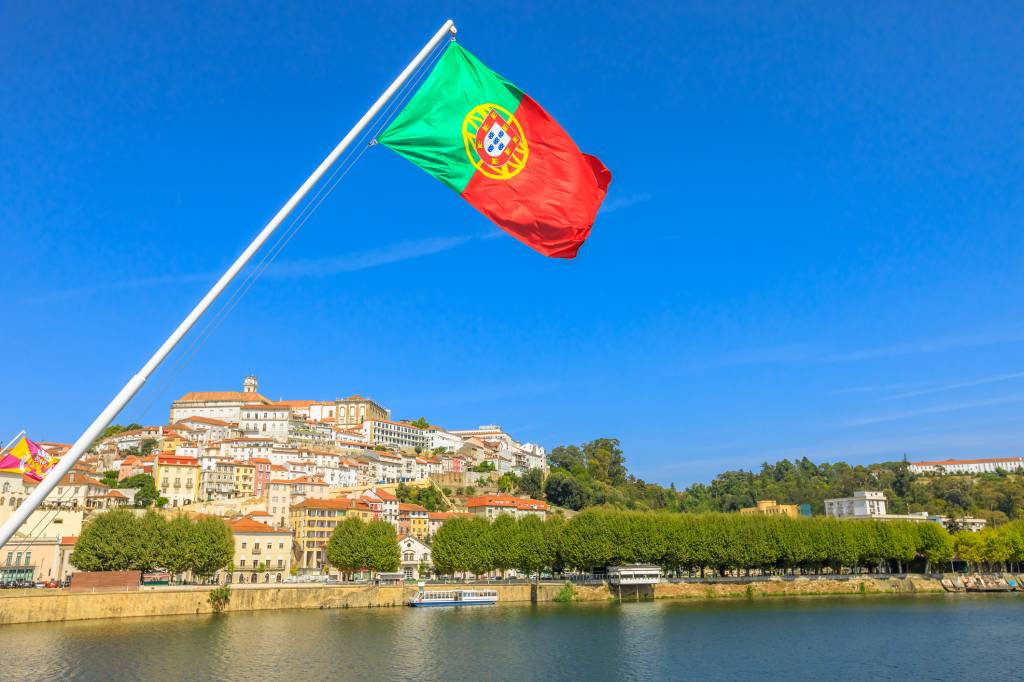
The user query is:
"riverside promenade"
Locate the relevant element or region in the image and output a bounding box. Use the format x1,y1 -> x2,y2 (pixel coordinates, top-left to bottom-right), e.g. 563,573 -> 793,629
0,575 -> 952,625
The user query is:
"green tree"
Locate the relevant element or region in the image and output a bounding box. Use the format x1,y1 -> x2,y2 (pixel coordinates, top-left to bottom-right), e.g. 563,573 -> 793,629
191,517 -> 234,578
100,470 -> 120,488
488,515 -> 520,577
410,417 -> 430,429
71,509 -> 142,571
139,438 -> 159,457
518,468 -> 545,499
548,445 -> 585,476
363,520 -> 400,573
544,471 -> 588,510
135,510 -> 168,572
584,438 -> 628,485
119,474 -> 159,507
497,473 -> 518,493
516,515 -> 552,576
915,522 -> 954,573
161,515 -> 195,579
433,518 -> 475,576
327,517 -> 370,575
470,461 -> 496,473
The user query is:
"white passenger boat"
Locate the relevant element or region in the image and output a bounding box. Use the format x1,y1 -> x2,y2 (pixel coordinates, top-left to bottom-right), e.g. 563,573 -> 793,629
408,585 -> 498,607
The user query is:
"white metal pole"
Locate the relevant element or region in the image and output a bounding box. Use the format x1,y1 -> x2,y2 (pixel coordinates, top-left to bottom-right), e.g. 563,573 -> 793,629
0,19 -> 456,548
2,430 -> 26,453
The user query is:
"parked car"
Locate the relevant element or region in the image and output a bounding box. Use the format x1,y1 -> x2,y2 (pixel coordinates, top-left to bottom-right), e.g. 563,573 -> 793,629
45,580 -> 60,588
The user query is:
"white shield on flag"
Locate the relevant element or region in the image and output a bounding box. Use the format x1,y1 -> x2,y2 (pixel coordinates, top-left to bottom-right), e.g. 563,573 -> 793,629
483,121 -> 509,158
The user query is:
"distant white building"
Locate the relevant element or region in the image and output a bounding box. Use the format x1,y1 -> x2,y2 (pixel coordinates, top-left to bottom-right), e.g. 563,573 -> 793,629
908,457 -> 1024,475
425,427 -> 464,453
927,514 -> 987,532
240,403 -> 291,442
824,491 -> 888,518
363,420 -> 428,451
169,376 -> 272,423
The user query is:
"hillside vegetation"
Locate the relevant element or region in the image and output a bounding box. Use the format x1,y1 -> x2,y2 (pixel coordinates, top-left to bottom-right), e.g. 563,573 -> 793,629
506,439 -> 1024,523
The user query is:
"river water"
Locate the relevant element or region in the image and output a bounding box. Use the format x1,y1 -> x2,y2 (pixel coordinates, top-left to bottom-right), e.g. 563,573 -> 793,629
1,594 -> 1021,681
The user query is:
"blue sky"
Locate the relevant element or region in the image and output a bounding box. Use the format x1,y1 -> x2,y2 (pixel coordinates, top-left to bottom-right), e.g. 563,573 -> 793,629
4,2 -> 1024,485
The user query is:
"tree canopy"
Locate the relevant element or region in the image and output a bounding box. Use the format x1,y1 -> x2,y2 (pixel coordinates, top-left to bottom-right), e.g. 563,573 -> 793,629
71,511 -> 232,578
326,518 -> 399,574
427,509 -> 1001,578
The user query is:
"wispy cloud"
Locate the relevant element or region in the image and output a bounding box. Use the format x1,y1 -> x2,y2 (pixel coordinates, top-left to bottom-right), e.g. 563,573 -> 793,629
838,393 -> 1024,428
832,380 -> 936,396
702,329 -> 1024,371
25,233 -> 481,304
884,371 -> 1024,401
598,192 -> 653,215
818,329 -> 1024,363
263,235 -> 474,279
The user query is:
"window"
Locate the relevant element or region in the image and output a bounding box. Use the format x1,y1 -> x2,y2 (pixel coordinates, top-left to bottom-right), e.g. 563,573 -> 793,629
15,552 -> 22,566
5,552 -> 11,566
240,559 -> 245,567
24,552 -> 30,566
241,542 -> 247,549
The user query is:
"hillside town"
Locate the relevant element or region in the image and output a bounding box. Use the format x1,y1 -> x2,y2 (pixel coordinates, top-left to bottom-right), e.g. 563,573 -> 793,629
3,375 -> 1024,589
0,376 -> 549,585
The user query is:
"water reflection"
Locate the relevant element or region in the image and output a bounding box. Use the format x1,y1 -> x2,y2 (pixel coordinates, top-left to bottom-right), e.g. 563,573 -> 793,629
0,596 -> 1021,681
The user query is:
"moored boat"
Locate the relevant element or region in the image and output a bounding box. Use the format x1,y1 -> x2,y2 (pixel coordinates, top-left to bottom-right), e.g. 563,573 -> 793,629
408,585 -> 498,607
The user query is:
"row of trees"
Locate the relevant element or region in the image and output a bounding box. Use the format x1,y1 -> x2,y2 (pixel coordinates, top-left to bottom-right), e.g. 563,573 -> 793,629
71,510 -> 234,578
431,510 -> 989,577
952,522 -> 1024,571
325,518 -> 400,575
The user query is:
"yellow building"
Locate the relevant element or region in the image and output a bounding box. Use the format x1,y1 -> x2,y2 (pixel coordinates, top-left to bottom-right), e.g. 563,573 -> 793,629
739,500 -> 799,518
230,461 -> 256,498
290,498 -> 373,572
335,394 -> 390,428
398,503 -> 429,540
154,454 -> 200,508
226,516 -> 292,584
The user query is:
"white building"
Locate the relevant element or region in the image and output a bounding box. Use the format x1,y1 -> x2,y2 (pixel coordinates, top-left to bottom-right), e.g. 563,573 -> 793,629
174,416 -> 233,443
359,451 -> 402,483
169,376 -> 272,423
824,491 -> 887,518
317,465 -> 359,488
928,514 -> 987,532
220,438 -> 274,461
307,402 -> 337,423
398,535 -> 433,580
240,404 -> 290,442
363,420 -> 428,451
425,427 -> 464,453
908,457 -> 1024,475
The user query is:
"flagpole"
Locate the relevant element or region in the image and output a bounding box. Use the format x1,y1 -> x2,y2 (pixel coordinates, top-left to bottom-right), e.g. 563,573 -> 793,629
2,431 -> 26,453
0,19 -> 457,548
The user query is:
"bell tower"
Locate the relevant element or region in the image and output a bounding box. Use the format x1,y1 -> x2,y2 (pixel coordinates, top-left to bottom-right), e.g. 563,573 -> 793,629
243,375 -> 258,394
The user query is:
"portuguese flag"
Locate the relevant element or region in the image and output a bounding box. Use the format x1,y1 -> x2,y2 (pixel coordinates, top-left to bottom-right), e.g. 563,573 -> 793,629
379,43 -> 611,258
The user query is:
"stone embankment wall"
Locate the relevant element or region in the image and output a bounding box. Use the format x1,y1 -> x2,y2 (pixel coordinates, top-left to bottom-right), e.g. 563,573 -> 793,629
653,575 -> 944,600
0,577 -> 943,626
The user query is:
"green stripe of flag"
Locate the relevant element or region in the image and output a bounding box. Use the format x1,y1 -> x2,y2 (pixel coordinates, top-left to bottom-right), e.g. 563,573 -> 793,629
378,43 -> 524,193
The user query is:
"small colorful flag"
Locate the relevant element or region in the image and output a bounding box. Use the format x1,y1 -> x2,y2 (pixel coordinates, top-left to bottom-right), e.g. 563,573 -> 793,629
0,436 -> 57,481
379,43 -> 611,258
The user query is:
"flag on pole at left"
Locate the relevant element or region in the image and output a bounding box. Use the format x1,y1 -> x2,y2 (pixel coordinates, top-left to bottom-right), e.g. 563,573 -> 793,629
0,436 -> 57,481
379,42 -> 611,259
